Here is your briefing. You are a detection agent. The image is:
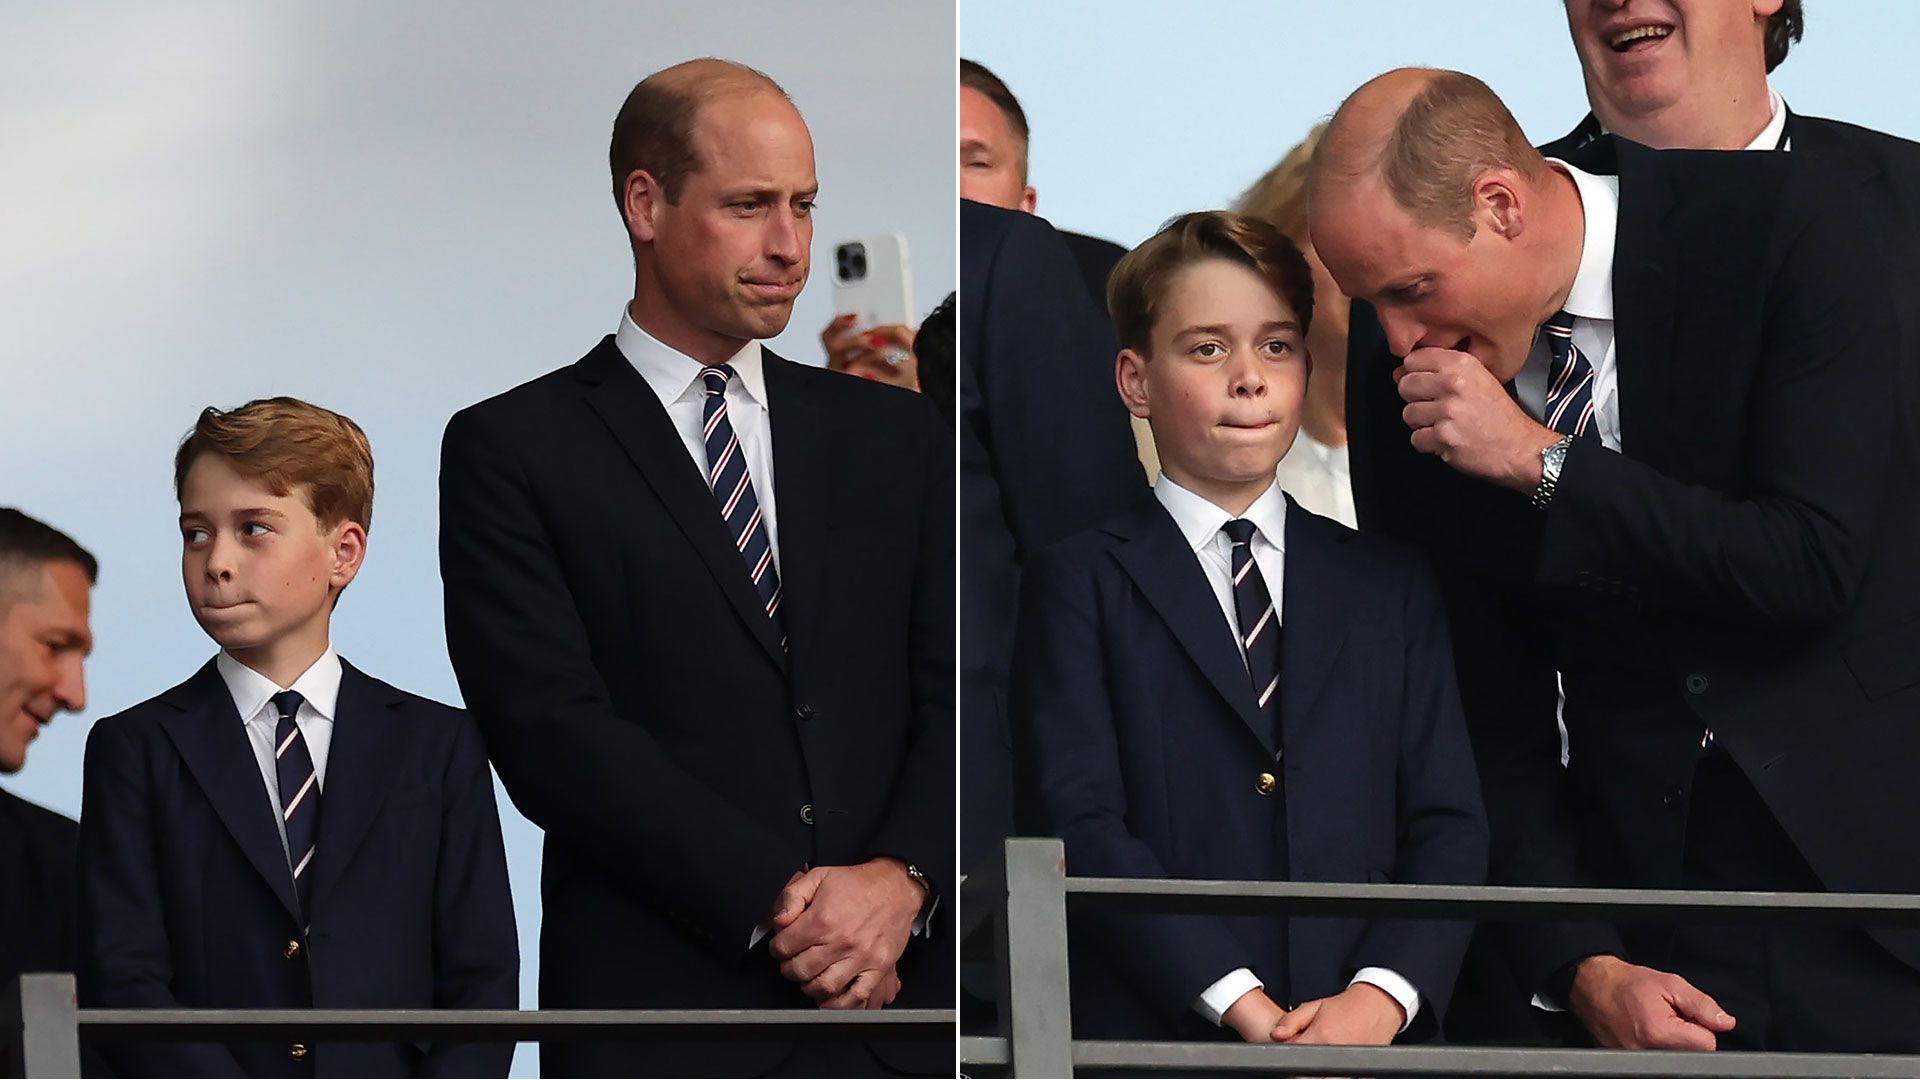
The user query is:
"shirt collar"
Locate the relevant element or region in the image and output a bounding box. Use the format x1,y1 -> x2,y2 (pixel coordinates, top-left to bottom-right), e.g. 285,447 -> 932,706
1747,86 -> 1789,152
1543,159 -> 1618,322
1155,474 -> 1289,554
216,646 -> 342,725
615,307 -> 767,410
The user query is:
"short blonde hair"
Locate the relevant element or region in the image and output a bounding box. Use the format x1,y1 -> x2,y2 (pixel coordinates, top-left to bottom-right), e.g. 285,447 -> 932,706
1235,122 -> 1327,241
173,397 -> 374,532
1107,211 -> 1314,356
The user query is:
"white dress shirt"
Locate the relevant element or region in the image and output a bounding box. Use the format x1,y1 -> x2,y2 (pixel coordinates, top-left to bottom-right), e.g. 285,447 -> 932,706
1275,429 -> 1356,529
216,647 -> 341,864
615,309 -> 781,574
1153,477 -> 1419,1032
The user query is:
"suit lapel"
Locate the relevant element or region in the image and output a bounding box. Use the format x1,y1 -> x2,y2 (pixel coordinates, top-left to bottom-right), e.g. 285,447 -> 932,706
1610,140 -> 1678,461
1276,502 -> 1349,747
575,338 -> 787,670
308,660 -> 405,906
157,661 -> 300,923
761,352 -> 841,666
1110,506 -> 1275,757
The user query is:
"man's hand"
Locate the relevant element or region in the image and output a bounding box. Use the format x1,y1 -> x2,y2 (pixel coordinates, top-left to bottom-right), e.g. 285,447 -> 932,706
1568,954 -> 1736,1050
1271,983 -> 1405,1045
1395,347 -> 1561,492
766,858 -> 925,1007
1220,987 -> 1288,1044
822,314 -> 920,391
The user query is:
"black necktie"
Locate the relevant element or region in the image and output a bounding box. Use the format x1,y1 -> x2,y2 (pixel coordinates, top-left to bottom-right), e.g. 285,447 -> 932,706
271,690 -> 320,923
1222,519 -> 1283,752
699,365 -> 787,649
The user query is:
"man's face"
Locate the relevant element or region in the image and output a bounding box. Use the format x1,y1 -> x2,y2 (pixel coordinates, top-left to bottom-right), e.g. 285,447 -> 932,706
1117,258 -> 1308,505
960,86 -> 1037,212
0,560 -> 92,774
179,453 -> 359,660
641,90 -> 817,356
1565,0 -> 1780,123
1312,177 -> 1545,382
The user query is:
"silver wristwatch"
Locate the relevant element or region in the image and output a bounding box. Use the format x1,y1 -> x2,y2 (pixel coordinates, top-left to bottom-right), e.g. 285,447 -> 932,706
1532,436 -> 1574,510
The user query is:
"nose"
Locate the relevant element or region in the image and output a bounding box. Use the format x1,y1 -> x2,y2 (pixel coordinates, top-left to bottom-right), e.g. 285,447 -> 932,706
1379,309 -> 1427,359
1227,348 -> 1268,397
765,206 -> 805,266
204,532 -> 237,582
53,655 -> 86,715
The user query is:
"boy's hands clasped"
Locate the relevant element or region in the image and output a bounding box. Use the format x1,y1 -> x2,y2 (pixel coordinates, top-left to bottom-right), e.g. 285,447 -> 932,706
1225,982 -> 1406,1045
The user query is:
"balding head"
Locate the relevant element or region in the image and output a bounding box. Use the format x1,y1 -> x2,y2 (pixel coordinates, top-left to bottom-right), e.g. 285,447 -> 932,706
1313,68 -> 1544,243
610,58 -> 794,209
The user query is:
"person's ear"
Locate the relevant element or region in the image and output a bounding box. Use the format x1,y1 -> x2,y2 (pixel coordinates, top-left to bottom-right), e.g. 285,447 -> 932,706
328,521 -> 367,593
623,169 -> 666,244
1116,349 -> 1152,419
1476,168 -> 1525,241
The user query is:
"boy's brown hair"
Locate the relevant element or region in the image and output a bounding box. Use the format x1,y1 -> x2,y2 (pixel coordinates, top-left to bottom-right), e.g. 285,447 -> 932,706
173,397 -> 375,533
1107,210 -> 1315,356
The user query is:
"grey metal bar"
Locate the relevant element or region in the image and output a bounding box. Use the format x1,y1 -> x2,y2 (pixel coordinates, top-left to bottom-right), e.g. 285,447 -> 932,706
963,1033 -> 1010,1066
6,974 -> 79,1079
1069,1040 -> 1920,1077
1067,877 -> 1920,926
76,1006 -> 954,1043
998,837 -> 1075,1077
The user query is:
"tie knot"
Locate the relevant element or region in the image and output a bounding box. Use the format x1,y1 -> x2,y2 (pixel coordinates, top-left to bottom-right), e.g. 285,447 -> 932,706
1545,310 -> 1577,334
271,690 -> 305,722
700,365 -> 735,396
1222,519 -> 1258,546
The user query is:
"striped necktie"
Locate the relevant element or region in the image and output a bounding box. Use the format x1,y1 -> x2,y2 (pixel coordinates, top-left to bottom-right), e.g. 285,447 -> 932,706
700,365 -> 787,649
270,690 -> 320,922
1222,519 -> 1283,754
1542,311 -> 1599,440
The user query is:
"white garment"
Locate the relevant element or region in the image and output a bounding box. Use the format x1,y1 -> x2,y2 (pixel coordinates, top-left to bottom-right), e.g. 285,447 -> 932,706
615,309 -> 781,574
216,647 -> 341,864
1153,476 -> 1419,1032
1513,161 -> 1622,450
1276,429 -> 1355,529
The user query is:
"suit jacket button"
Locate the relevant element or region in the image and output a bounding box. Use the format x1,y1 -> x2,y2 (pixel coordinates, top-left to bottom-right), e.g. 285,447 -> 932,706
1685,673 -> 1709,694
283,939 -> 301,960
1255,772 -> 1277,796
796,704 -> 817,721
799,803 -> 815,825
1663,787 -> 1684,807
289,1043 -> 308,1060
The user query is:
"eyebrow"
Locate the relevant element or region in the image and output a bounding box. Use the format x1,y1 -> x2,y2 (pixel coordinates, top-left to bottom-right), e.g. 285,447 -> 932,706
719,185 -> 819,201
178,507 -> 291,523
1173,320 -> 1301,338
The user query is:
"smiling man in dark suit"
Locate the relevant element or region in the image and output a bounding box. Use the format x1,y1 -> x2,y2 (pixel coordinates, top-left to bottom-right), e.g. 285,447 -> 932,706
439,58 -> 952,1078
1317,67 -> 1920,1053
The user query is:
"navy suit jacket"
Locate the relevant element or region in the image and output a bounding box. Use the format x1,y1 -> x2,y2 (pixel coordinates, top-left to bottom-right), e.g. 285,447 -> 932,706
1009,497 -> 1488,1042
77,659 -> 518,1078
960,200 -> 1148,875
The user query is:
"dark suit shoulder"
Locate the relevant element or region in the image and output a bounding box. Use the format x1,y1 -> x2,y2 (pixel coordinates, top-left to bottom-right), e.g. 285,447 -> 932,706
0,785 -> 77,842
1796,113 -> 1920,164
447,344 -> 601,434
1288,501 -> 1437,600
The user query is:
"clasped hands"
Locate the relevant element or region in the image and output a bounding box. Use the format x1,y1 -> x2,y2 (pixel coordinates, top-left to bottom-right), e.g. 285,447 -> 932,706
1221,982 -> 1405,1046
764,856 -> 925,1009
1394,347 -> 1564,492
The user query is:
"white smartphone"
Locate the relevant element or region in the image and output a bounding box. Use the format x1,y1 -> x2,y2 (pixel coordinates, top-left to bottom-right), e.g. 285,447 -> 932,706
830,233 -> 915,330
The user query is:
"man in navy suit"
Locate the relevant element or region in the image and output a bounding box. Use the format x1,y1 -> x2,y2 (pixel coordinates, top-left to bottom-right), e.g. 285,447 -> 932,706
1319,68 -> 1920,1051
440,59 -> 952,1077
79,398 -> 518,1077
1011,211 -> 1487,1046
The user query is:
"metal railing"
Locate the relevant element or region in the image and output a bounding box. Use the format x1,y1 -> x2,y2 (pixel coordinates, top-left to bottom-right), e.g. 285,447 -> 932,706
960,836 -> 1920,1077
3,974 -> 954,1078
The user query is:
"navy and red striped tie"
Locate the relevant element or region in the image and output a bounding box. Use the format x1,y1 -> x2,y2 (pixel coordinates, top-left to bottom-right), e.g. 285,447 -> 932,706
1223,519 -> 1283,754
700,366 -> 786,649
1542,311 -> 1598,440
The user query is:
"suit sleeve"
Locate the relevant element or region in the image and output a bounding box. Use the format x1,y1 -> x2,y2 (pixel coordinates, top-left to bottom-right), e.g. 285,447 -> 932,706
1538,180 -> 1898,628
868,397 -> 956,909
439,408 -> 796,957
420,715 -> 520,1078
975,212 -> 1147,557
1009,545 -> 1256,1021
1344,559 -> 1488,1039
77,720 -> 247,1077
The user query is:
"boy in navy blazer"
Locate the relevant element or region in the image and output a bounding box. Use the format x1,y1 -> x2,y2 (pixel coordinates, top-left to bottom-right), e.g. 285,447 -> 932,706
1010,212 -> 1488,1046
78,398 -> 518,1077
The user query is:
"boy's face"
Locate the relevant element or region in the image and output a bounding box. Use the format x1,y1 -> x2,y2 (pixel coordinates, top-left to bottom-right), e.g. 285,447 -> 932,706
178,453 -> 364,661
1117,258 -> 1308,509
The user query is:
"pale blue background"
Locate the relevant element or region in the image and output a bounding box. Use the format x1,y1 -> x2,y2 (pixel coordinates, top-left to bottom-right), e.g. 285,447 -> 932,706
0,3 -> 954,1075
963,0 -> 1920,250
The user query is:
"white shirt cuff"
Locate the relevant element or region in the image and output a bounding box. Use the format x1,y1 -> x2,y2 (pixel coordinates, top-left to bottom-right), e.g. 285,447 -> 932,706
1531,991 -> 1568,1012
1194,967 -> 1264,1026
1351,967 -> 1420,1033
